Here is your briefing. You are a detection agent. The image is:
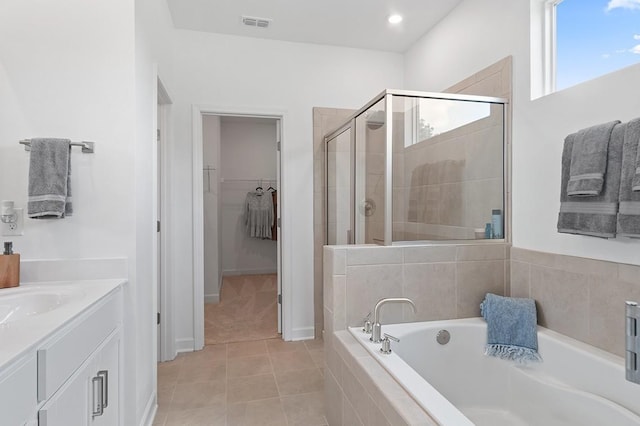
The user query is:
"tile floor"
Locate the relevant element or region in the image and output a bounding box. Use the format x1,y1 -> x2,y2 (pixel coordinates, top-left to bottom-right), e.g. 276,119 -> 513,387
155,338 -> 327,426
205,274 -> 279,345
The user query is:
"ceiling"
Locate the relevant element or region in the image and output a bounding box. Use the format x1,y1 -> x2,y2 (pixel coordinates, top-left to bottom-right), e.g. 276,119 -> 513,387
165,0 -> 463,53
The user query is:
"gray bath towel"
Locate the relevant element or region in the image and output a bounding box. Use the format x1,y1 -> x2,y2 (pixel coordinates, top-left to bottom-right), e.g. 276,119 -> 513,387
480,293 -> 541,363
27,138 -> 73,218
633,126 -> 640,192
558,123 -> 625,238
618,118 -> 640,238
567,120 -> 620,196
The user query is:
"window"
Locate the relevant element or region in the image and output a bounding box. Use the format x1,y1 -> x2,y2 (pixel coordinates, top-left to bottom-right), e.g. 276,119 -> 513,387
557,0 -> 640,90
541,0 -> 640,95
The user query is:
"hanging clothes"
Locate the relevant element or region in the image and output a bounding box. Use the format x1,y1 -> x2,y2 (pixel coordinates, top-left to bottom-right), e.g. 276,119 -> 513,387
245,190 -> 274,239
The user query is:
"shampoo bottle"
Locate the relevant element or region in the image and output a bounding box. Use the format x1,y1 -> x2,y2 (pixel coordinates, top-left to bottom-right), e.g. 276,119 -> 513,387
491,209 -> 503,239
0,241 -> 20,288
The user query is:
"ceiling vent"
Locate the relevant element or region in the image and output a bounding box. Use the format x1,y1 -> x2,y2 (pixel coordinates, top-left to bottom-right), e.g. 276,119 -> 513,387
242,16 -> 271,29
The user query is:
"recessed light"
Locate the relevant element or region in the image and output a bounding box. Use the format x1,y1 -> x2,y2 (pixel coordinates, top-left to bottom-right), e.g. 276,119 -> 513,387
388,14 -> 403,24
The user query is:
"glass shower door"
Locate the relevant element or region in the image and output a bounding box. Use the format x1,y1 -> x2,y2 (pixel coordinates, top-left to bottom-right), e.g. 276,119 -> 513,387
326,128 -> 353,245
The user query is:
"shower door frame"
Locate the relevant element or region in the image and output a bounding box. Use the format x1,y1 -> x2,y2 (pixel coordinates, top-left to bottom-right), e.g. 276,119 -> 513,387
323,89 -> 509,246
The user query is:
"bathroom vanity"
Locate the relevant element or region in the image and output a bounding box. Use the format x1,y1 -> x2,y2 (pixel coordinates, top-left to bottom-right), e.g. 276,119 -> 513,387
0,280 -> 125,425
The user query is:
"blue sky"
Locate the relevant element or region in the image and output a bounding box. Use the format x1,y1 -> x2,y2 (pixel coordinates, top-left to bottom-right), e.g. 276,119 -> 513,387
557,0 -> 640,90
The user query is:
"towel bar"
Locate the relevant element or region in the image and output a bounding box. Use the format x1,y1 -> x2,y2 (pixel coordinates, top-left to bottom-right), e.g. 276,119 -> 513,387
19,140 -> 95,154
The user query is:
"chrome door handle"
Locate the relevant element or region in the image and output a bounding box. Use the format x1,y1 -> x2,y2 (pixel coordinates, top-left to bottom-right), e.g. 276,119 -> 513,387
91,375 -> 104,417
98,370 -> 108,409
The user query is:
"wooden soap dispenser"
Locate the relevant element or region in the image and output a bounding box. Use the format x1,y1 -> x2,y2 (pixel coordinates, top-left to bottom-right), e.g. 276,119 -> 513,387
0,241 -> 20,288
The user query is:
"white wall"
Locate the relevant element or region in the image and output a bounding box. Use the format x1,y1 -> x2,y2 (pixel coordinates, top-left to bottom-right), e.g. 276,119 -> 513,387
164,30 -> 403,341
220,118 -> 277,276
0,0 -> 163,424
404,0 -> 640,266
203,115 -> 220,301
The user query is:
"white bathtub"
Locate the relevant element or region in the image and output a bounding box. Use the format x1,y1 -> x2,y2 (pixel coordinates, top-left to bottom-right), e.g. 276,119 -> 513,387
349,318 -> 640,426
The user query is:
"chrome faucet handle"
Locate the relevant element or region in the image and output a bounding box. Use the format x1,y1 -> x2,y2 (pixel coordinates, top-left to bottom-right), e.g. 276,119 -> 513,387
363,312 -> 372,334
380,333 -> 399,354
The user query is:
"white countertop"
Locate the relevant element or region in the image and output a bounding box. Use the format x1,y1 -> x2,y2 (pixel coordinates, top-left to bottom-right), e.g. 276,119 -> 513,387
0,279 -> 125,371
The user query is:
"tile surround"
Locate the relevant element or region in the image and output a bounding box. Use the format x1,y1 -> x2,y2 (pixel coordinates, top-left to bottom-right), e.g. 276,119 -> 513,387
510,247 -> 640,357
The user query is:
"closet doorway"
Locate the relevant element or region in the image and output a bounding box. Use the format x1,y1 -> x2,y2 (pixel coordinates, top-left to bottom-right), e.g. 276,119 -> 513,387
193,109 -> 284,349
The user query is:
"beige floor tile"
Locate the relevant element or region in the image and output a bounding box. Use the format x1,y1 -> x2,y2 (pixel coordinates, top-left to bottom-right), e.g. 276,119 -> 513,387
227,374 -> 279,404
177,359 -> 226,384
169,381 -> 226,411
227,398 -> 288,426
164,404 -> 226,426
227,355 -> 273,378
227,340 -> 269,359
308,349 -> 324,368
158,384 -> 175,406
267,339 -> 307,354
281,392 -> 327,425
158,360 -> 182,385
152,411 -> 167,426
275,368 -> 324,396
270,349 -> 316,372
303,338 -> 324,351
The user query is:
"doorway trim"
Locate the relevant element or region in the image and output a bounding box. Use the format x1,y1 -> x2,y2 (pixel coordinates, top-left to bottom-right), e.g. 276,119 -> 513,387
192,105 -> 290,349
157,77 -> 173,362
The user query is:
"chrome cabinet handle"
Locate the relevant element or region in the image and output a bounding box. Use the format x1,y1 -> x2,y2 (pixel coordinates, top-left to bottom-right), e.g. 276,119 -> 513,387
92,375 -> 104,417
98,370 -> 109,409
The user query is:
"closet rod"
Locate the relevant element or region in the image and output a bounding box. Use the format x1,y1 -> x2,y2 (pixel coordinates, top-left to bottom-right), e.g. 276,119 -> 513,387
19,140 -> 95,153
220,178 -> 276,183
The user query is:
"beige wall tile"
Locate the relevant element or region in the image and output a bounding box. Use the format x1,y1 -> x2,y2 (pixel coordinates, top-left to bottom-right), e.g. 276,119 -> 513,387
333,275 -> 346,331
510,260 -> 530,298
345,264 -> 404,326
510,247 -> 557,268
456,260 -> 505,317
619,263 -> 640,284
456,243 -> 507,261
589,276 -> 640,357
346,246 -> 403,266
324,370 -> 343,426
341,366 -> 373,425
402,245 -> 457,263
403,263 -> 457,321
343,395 -> 364,426
530,266 -> 589,342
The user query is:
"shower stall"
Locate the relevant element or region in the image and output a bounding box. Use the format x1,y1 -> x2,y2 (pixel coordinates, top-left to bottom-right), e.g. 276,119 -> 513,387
325,90 -> 508,245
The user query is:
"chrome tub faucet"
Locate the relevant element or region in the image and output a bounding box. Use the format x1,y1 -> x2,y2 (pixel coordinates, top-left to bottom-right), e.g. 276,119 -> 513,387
370,297 -> 416,343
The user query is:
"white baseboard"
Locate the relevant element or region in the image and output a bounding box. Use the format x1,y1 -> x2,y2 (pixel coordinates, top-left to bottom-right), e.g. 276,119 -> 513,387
222,268 -> 277,276
139,391 -> 157,426
175,337 -> 195,353
289,327 -> 315,341
204,293 -> 220,304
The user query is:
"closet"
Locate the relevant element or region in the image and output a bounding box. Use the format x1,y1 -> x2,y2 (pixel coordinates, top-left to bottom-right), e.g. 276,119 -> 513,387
202,115 -> 279,345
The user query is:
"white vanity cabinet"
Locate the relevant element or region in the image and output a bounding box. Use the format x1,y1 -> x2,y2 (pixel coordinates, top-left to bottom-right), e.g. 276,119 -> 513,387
0,281 -> 124,426
37,287 -> 122,426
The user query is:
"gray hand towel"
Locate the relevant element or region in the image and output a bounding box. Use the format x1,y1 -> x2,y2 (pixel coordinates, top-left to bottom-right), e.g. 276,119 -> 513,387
567,120 -> 620,196
633,126 -> 640,192
558,123 -> 624,238
480,293 -> 541,363
27,138 -> 73,218
618,118 -> 640,238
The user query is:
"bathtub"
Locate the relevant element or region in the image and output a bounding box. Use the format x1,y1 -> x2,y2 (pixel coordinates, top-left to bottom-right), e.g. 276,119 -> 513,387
349,318 -> 640,426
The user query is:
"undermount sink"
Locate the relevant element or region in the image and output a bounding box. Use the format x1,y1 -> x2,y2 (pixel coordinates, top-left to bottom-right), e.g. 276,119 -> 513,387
0,286 -> 80,325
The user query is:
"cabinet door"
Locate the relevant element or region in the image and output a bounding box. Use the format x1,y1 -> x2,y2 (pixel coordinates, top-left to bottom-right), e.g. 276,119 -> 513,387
38,361 -> 90,426
39,331 -> 120,426
90,333 -> 120,425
